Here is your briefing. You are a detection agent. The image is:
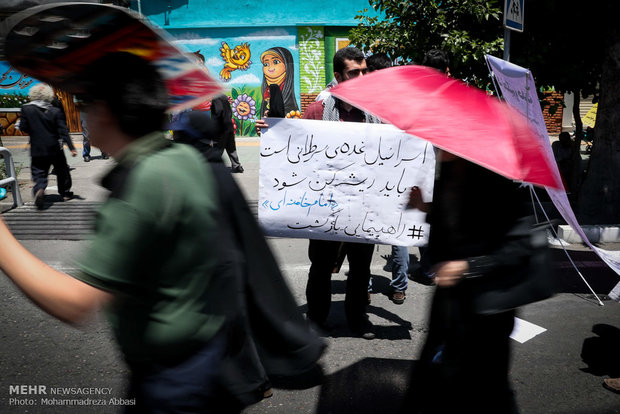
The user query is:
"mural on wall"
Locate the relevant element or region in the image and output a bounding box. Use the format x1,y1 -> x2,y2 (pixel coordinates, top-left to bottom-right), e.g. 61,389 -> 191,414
260,47 -> 299,118
0,62 -> 42,135
298,27 -> 325,95
219,41 -> 252,81
172,27 -> 300,136
0,62 -> 39,108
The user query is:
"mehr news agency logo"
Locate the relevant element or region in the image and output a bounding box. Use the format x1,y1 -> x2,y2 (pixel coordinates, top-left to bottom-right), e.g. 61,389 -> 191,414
7,385 -> 135,407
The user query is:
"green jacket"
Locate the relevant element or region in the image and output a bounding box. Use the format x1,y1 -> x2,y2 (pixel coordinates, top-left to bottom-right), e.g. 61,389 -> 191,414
75,132 -> 223,364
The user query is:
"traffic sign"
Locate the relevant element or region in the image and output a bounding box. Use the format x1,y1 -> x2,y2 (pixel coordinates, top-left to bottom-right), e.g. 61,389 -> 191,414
504,0 -> 524,32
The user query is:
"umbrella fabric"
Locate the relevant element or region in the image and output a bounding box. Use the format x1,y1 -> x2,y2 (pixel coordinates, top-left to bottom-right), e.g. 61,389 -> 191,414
2,3 -> 222,112
330,65 -> 562,189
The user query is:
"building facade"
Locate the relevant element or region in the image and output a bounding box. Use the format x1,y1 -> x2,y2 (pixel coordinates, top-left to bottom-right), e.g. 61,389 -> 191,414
134,0 -> 379,136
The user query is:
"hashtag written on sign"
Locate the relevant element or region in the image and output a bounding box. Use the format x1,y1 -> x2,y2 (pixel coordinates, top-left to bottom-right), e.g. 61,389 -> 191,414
408,225 -> 424,240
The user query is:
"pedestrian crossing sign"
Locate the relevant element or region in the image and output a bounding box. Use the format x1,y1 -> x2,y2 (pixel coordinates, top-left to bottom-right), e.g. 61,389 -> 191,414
504,0 -> 524,32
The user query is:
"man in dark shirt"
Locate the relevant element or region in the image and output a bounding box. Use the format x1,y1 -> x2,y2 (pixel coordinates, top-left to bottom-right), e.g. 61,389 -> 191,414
255,47 -> 380,339
302,47 -> 381,339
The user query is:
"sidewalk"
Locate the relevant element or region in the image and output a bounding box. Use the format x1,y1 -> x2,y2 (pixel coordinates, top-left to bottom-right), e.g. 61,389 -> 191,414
0,133 -> 260,213
0,133 -> 112,213
2,133 -> 618,246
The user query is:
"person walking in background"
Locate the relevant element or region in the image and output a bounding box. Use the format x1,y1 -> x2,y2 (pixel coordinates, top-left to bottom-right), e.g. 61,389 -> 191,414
552,131 -> 576,194
81,115 -> 109,162
421,48 -> 452,76
186,51 -> 245,173
49,96 -> 70,176
365,52 -> 392,73
19,83 -> 76,209
211,94 -> 244,173
365,52 -> 409,305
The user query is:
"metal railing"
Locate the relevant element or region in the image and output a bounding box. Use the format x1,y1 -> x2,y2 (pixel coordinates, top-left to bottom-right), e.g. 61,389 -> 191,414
0,146 -> 24,209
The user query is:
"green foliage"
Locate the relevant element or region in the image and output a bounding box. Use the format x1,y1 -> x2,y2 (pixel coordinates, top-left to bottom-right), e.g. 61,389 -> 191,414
350,0 -> 504,86
0,159 -> 22,181
510,1 -> 620,98
0,93 -> 29,108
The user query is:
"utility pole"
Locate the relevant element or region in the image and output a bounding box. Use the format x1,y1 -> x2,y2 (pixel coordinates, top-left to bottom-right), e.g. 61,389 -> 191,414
503,0 -> 525,62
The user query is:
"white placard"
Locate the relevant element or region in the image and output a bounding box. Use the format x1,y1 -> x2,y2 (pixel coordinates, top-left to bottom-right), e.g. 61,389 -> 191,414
258,118 -> 435,245
510,317 -> 547,344
486,55 -> 620,299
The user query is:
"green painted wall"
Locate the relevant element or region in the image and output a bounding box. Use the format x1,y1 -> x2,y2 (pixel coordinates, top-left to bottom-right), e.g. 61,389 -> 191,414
324,27 -> 353,81
298,27 -> 326,94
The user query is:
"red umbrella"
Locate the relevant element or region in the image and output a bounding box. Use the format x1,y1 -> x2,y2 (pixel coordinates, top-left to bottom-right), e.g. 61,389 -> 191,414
330,65 -> 562,189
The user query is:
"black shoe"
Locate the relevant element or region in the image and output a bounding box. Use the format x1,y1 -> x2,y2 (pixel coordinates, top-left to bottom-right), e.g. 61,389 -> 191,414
62,192 -> 74,201
409,268 -> 436,286
232,165 -> 244,173
308,317 -> 331,336
101,153 -> 109,160
350,321 -> 376,340
83,155 -> 90,162
34,189 -> 44,210
256,380 -> 273,400
391,291 -> 406,305
358,329 -> 376,340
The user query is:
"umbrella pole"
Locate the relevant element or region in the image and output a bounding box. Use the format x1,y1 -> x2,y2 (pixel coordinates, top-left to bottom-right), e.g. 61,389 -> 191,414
529,186 -> 605,306
528,185 -> 540,224
485,56 -> 503,100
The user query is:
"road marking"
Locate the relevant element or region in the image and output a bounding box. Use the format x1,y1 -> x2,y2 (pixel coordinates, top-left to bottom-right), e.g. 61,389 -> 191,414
510,317 -> 547,343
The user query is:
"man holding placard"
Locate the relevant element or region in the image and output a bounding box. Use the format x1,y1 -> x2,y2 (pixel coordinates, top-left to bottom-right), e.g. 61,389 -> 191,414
301,47 -> 382,340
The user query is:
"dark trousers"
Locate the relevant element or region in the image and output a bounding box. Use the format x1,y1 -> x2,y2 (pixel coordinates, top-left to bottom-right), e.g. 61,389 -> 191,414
83,136 -> 108,158
31,153 -> 72,196
403,287 -> 518,414
306,239 -> 374,327
126,332 -> 240,414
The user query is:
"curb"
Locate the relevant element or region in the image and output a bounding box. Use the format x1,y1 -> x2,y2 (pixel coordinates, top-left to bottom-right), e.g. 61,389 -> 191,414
558,225 -> 620,243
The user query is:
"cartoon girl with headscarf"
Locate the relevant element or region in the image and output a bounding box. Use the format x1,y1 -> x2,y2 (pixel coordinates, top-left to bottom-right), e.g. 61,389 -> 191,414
260,47 -> 299,118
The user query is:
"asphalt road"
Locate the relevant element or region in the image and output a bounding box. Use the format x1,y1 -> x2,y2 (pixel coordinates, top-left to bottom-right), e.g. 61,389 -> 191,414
1,136 -> 620,413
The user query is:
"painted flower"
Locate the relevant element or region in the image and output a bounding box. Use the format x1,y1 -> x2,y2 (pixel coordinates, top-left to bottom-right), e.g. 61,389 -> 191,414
286,110 -> 302,119
232,93 -> 256,120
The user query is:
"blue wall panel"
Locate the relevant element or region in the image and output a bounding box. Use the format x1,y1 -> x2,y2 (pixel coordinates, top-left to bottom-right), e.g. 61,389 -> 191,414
137,0 -> 380,29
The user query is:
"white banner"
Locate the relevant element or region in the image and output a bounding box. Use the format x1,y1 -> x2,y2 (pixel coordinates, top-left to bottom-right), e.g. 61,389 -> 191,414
258,118 -> 435,245
486,55 -> 620,296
